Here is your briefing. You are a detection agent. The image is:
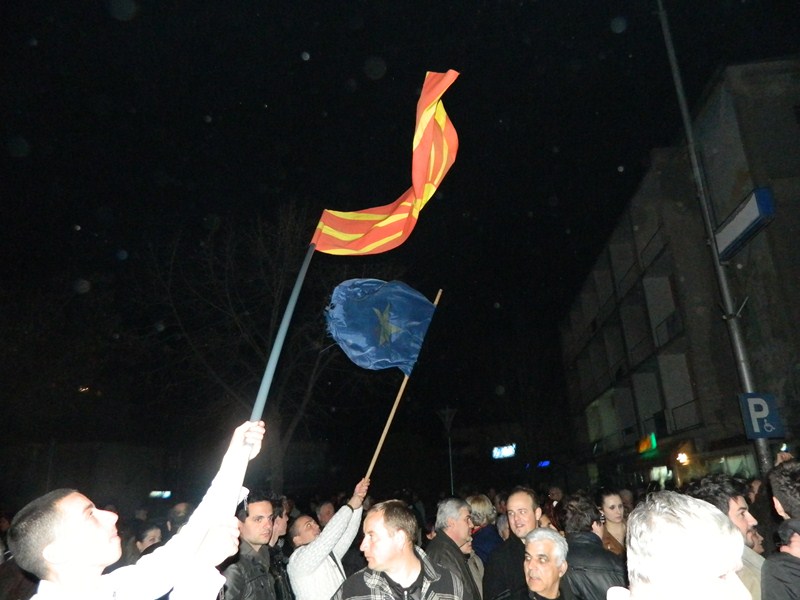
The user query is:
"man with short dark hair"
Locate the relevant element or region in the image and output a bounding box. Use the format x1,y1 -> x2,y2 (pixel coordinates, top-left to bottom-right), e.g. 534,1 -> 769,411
425,498 -> 481,600
332,499 -> 463,600
561,493 -> 625,600
761,518 -> 800,599
7,420 -> 266,600
287,478 -> 369,600
484,486 -> 541,600
769,460 -> 800,519
220,489 -> 281,600
685,473 -> 762,599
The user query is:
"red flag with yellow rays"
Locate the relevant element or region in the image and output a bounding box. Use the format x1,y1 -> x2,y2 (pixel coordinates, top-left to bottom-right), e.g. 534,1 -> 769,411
311,70 -> 459,255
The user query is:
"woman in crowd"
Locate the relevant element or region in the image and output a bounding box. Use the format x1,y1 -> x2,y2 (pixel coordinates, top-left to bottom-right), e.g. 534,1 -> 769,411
466,494 -> 503,563
596,489 -> 626,556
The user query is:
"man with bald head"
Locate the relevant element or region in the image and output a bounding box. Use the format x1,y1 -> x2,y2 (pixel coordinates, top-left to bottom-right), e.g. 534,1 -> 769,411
484,486 -> 542,600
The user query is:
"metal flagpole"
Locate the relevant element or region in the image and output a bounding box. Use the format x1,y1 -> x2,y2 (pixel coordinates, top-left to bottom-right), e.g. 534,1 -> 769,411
249,243 -> 317,422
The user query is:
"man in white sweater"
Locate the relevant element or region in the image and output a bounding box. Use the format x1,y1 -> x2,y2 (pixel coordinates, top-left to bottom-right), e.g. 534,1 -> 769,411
287,478 -> 369,600
8,420 -> 266,600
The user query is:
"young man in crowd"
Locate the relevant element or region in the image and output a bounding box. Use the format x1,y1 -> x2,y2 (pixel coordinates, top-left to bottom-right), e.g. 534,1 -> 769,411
8,420 -> 266,600
287,478 -> 369,600
333,499 -> 463,600
220,489 -> 281,600
685,473 -> 762,599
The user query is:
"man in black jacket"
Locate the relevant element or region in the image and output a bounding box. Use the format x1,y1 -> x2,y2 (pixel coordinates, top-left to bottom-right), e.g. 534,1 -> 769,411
561,494 -> 625,600
762,519 -> 800,600
484,487 -> 541,600
220,490 -> 280,600
425,498 -> 481,600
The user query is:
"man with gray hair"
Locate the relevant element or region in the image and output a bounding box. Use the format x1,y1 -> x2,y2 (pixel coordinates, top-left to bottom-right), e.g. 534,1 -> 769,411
523,528 -> 574,600
425,498 -> 481,600
606,491 -> 751,600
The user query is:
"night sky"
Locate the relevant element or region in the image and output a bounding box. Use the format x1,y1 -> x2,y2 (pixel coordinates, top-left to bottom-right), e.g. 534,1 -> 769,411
3,1 -> 799,490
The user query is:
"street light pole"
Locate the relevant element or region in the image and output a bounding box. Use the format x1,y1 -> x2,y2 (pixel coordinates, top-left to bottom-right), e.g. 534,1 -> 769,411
656,0 -> 772,475
438,407 -> 457,495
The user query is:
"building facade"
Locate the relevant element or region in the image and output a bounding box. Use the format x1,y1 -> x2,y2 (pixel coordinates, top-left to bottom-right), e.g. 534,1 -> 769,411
559,58 -> 800,491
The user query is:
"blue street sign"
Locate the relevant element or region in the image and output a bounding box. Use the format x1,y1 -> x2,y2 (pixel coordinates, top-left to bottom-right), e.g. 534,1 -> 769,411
739,393 -> 785,439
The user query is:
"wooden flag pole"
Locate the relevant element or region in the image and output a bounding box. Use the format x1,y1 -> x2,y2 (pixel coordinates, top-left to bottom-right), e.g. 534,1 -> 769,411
365,288 -> 443,479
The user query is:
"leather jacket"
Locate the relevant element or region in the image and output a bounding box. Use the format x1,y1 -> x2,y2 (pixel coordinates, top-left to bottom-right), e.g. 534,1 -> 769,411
220,542 -> 277,600
563,532 -> 626,600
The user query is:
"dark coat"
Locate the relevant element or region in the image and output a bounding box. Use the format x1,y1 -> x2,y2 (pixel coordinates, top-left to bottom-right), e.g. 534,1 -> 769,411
220,541 -> 278,600
269,543 -> 294,600
484,535 -> 527,600
562,532 -> 626,600
425,529 -> 481,600
472,525 -> 503,564
332,547 -> 463,600
762,551 -> 800,600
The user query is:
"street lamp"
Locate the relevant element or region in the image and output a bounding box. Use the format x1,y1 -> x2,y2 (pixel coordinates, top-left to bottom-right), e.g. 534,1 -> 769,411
437,407 -> 457,495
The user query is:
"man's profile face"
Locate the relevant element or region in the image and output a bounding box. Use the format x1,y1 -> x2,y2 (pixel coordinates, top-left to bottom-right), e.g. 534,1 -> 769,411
748,529 -> 764,554
446,507 -> 472,551
524,539 -> 566,599
727,496 -> 758,547
54,492 -> 121,569
239,501 -> 274,549
506,492 -> 541,540
360,512 -> 404,572
273,511 -> 289,538
292,515 -> 320,547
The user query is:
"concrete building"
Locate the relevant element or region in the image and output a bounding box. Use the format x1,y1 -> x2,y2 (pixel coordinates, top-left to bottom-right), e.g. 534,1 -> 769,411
559,58 -> 800,490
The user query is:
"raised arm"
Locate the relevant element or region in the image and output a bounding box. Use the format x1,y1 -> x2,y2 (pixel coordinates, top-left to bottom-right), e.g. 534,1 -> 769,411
333,478 -> 370,558
123,421 -> 266,599
288,479 -> 370,573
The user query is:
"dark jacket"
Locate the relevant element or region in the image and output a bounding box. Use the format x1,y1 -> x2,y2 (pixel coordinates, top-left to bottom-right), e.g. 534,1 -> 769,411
762,551 -> 800,600
332,547 -> 463,600
529,589 -> 575,600
472,525 -> 503,564
269,543 -> 294,600
425,529 -> 481,600
484,535 -> 526,600
220,541 -> 277,600
563,532 -> 626,600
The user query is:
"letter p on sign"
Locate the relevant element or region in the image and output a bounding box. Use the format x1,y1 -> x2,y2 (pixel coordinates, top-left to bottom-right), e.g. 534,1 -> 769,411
739,393 -> 784,439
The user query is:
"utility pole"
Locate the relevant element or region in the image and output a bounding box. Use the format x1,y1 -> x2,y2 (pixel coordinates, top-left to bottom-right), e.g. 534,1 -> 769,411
656,0 -> 772,475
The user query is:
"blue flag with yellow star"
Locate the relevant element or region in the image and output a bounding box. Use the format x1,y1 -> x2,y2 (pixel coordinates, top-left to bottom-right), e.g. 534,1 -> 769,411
326,279 -> 435,376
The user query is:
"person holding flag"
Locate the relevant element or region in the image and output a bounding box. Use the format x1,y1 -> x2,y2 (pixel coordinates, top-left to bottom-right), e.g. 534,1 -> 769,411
287,478 -> 370,600
7,420 -> 266,600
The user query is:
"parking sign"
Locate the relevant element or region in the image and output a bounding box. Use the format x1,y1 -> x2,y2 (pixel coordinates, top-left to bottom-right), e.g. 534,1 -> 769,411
739,393 -> 785,439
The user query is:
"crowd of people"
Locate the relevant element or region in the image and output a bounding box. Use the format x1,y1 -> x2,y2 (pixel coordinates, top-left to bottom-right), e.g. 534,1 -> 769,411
2,420 -> 800,600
